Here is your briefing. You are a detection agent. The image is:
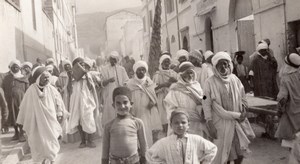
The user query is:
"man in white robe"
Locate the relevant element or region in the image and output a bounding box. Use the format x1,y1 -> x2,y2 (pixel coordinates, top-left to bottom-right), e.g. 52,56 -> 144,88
164,61 -> 208,138
67,57 -> 99,148
17,66 -> 69,163
126,61 -> 162,146
101,51 -> 129,126
203,51 -> 254,164
153,55 -> 177,134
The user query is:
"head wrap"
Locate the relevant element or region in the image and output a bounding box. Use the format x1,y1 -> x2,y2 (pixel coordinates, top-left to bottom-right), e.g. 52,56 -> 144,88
62,59 -> 71,67
31,66 -> 47,84
133,60 -> 148,73
72,57 -> 84,66
285,53 -> 300,68
189,49 -> 203,60
159,55 -> 171,65
161,51 -> 171,56
178,61 -> 194,73
256,42 -> 268,51
176,49 -> 189,60
110,51 -> 120,60
212,51 -> 232,67
112,86 -> 132,102
170,110 -> 189,123
83,57 -> 93,69
46,64 -> 54,71
21,62 -> 33,69
204,50 -> 214,60
46,58 -> 55,65
9,60 -> 21,68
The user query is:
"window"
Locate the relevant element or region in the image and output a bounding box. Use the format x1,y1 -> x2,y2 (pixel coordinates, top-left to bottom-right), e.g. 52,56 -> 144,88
149,10 -> 153,27
165,0 -> 174,13
143,16 -> 147,32
32,0 -> 36,30
171,35 -> 176,43
6,0 -> 20,10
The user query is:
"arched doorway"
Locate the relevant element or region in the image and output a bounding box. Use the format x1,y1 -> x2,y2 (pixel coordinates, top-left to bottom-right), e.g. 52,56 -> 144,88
205,17 -> 214,51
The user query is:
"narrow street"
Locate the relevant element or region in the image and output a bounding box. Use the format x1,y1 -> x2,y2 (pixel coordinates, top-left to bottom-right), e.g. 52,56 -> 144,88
15,124 -> 289,164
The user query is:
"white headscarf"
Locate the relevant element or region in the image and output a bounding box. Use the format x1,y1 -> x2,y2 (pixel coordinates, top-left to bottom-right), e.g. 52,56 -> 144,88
159,55 -> 171,70
133,60 -> 148,73
62,59 -> 71,67
204,50 -> 214,60
256,42 -> 268,51
176,49 -> 189,60
22,62 -> 33,69
9,59 -> 23,78
133,61 -> 148,84
280,53 -> 300,77
212,51 -> 233,83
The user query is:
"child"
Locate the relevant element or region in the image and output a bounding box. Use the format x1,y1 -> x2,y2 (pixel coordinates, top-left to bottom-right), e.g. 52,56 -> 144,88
146,110 -> 217,164
102,86 -> 148,164
233,51 -> 251,93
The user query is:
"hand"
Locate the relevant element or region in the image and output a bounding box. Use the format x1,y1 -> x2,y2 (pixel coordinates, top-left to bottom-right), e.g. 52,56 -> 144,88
207,120 -> 217,139
239,110 -> 247,122
108,77 -> 115,83
168,77 -> 177,83
57,116 -> 63,124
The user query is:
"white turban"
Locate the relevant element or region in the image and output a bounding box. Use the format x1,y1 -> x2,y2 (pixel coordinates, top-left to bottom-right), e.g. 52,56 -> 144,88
83,57 -> 93,69
46,64 -> 54,71
21,62 -> 33,69
133,60 -> 148,72
9,59 -> 21,68
62,59 -> 71,67
189,49 -> 203,60
212,51 -> 232,67
204,50 -> 214,60
46,58 -> 55,64
159,55 -> 171,65
256,42 -> 268,51
285,53 -> 300,67
110,51 -> 120,60
176,49 -> 189,60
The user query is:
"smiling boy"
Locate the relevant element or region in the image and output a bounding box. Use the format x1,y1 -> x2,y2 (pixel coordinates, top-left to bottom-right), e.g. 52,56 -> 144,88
146,110 -> 217,164
102,86 -> 148,164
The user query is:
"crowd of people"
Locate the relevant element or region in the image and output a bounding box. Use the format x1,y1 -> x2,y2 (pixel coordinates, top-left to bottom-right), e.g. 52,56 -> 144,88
0,38 -> 300,164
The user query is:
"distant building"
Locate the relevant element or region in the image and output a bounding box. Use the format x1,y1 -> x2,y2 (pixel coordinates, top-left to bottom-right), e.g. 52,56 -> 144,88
0,0 -> 55,72
104,10 -> 143,59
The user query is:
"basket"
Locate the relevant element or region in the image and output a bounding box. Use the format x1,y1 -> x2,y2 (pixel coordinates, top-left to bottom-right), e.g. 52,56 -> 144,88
72,63 -> 87,81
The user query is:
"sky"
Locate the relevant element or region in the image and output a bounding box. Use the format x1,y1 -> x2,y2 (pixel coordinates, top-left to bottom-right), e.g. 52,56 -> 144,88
76,0 -> 142,14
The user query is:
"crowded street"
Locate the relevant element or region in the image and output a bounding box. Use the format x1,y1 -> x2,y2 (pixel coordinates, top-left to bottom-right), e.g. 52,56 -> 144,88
1,0 -> 300,164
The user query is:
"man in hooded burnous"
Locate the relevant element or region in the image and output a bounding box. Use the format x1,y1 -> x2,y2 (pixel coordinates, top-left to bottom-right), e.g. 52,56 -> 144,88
164,61 -> 208,138
126,61 -> 162,146
2,60 -> 29,142
153,55 -> 177,134
203,52 -> 254,164
17,66 -> 69,164
101,51 -> 129,126
249,42 -> 278,99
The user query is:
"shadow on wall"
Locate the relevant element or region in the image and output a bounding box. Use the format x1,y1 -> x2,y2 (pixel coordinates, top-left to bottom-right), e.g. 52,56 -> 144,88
15,28 -> 52,63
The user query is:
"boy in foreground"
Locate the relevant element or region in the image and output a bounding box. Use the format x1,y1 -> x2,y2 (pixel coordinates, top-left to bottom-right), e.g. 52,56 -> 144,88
102,87 -> 148,164
146,110 -> 217,164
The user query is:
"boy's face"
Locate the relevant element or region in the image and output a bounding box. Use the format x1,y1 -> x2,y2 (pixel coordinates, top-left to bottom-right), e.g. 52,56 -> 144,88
170,114 -> 189,136
113,95 -> 132,116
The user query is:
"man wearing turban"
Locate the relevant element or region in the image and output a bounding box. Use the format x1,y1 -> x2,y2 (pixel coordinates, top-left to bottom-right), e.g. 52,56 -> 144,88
126,61 -> 162,146
203,52 -> 254,164
101,51 -> 129,126
249,42 -> 278,99
2,60 -> 29,141
153,55 -> 177,134
17,66 -> 69,163
164,61 -> 208,138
